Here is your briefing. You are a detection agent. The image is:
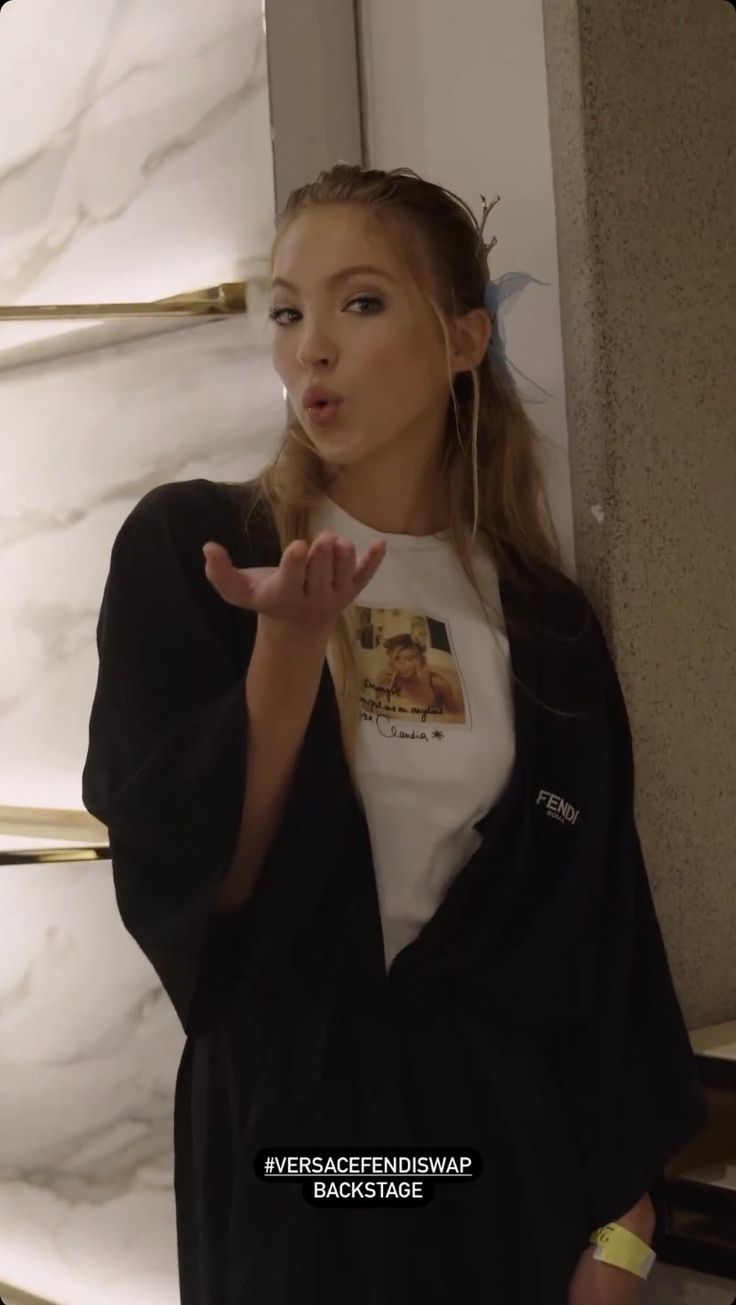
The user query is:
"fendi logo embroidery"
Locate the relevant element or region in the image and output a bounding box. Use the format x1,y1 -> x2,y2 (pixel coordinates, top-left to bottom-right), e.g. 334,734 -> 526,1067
535,788 -> 580,826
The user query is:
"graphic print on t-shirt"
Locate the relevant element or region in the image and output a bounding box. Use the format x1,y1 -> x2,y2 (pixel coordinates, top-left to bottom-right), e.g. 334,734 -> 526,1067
355,603 -> 468,730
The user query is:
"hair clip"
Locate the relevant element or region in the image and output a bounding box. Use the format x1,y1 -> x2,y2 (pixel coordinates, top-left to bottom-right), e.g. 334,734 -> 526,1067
479,193 -> 501,258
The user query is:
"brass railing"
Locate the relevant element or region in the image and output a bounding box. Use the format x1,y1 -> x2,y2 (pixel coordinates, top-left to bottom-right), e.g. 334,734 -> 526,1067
0,281 -> 249,319
0,1279 -> 61,1305
0,805 -> 107,861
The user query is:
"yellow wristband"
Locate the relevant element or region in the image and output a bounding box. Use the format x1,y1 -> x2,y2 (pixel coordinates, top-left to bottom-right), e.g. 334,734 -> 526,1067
588,1222 -> 657,1280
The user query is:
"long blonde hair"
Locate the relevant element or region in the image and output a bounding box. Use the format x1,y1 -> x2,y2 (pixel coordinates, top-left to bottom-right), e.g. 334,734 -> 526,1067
227,164 -> 584,790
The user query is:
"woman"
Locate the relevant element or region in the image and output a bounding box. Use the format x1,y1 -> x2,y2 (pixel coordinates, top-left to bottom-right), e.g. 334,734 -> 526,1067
82,164 -> 706,1304
375,633 -> 465,721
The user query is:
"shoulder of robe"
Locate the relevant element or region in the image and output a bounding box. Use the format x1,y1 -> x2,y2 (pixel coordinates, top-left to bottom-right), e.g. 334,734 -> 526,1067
112,476 -> 286,582
120,476 -> 277,563
502,551 -> 619,726
507,550 -> 606,663
108,477 -> 282,658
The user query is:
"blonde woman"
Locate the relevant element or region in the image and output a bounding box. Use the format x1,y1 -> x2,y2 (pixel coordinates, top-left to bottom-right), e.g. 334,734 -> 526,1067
83,165 -> 705,1304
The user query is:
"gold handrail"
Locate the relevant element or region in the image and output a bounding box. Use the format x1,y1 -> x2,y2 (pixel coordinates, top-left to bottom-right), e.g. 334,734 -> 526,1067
0,804 -> 107,843
0,1279 -> 62,1305
0,281 -> 248,319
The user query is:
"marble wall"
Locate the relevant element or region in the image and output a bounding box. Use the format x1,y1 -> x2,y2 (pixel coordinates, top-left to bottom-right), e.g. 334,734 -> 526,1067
0,0 -> 280,821
0,1 -> 282,1301
0,323 -> 280,1305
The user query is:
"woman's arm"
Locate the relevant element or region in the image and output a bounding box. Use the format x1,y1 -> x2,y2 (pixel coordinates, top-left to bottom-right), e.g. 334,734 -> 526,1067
215,615 -> 331,910
608,1191 -> 656,1242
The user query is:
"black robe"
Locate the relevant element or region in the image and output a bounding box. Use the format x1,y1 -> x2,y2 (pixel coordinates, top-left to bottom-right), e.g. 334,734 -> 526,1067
82,477 -> 706,1304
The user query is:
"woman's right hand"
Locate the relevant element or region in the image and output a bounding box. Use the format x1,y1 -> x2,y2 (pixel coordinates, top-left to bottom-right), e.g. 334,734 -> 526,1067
202,531 -> 387,635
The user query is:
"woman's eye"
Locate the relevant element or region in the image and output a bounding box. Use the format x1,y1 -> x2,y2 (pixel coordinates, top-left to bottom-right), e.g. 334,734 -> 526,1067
268,295 -> 383,325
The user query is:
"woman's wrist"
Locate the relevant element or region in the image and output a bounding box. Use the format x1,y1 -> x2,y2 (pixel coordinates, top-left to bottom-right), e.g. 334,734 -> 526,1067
608,1194 -> 656,1245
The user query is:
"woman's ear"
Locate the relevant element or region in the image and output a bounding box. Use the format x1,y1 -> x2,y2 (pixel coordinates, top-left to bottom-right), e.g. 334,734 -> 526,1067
453,305 -> 492,375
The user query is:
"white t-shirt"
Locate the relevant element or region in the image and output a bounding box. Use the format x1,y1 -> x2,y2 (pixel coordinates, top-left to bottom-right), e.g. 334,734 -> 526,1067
310,494 -> 516,972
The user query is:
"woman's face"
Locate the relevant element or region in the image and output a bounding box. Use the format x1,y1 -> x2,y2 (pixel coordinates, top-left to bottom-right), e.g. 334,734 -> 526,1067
268,205 -> 467,477
389,647 -> 420,680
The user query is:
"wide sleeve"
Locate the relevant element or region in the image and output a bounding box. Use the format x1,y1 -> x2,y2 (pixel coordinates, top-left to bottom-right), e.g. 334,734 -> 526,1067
81,479 -> 354,1039
555,611 -> 708,1234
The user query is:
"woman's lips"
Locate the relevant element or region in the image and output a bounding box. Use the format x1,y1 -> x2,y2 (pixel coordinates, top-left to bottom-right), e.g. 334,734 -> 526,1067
306,400 -> 345,426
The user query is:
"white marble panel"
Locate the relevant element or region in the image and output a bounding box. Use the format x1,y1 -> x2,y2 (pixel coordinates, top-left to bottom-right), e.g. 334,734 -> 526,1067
0,857 -> 183,1305
0,0 -> 273,353
0,310 -> 283,821
0,0 -> 281,1300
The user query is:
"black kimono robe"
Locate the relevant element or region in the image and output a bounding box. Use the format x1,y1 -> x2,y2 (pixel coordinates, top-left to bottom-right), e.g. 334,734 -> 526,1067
81,476 -> 706,1304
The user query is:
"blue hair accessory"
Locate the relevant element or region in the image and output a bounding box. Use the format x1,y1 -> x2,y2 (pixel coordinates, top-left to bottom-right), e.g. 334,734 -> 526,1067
479,194 -> 554,403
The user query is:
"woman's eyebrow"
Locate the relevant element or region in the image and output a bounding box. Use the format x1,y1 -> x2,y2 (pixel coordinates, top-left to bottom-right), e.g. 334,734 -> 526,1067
271,265 -> 397,293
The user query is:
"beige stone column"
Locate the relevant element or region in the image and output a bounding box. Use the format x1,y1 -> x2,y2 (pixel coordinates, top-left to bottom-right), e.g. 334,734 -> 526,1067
542,0 -> 735,1028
